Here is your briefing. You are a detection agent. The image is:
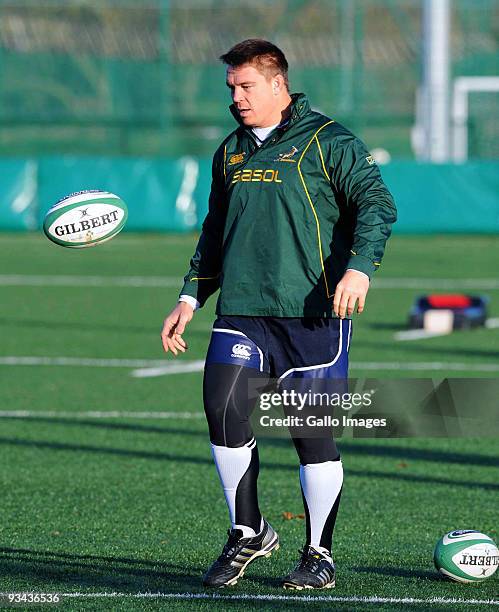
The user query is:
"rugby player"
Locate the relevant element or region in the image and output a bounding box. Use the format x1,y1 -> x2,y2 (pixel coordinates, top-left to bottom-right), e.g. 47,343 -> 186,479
161,39 -> 397,590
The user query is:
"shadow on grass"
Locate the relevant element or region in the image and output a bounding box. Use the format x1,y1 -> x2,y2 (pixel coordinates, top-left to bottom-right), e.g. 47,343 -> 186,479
0,547 -> 202,592
355,338 -> 499,360
0,439 -> 497,491
0,547 -> 482,611
0,415 -> 207,437
0,549 -> 344,610
262,438 -> 499,468
5,417 -> 495,468
0,317 -> 211,338
0,436 -> 213,466
346,468 -> 498,491
0,548 -> 448,612
366,322 -> 405,331
352,565 -> 440,581
338,442 -> 499,468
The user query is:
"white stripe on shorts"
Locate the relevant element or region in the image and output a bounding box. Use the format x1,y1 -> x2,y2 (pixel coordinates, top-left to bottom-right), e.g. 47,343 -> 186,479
277,319 -> 345,383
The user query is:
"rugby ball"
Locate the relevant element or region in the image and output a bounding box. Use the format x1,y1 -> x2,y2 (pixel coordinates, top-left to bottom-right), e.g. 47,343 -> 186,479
434,530 -> 499,583
43,190 -> 128,248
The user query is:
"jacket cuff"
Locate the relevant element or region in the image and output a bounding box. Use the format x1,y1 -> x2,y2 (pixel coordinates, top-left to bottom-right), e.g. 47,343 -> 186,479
179,294 -> 200,310
346,253 -> 379,278
179,280 -> 200,302
346,268 -> 370,281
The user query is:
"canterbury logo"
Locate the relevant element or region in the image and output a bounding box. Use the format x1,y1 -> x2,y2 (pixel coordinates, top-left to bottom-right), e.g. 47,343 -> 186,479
366,155 -> 376,165
228,152 -> 246,165
231,169 -> 282,184
231,343 -> 251,359
275,145 -> 298,162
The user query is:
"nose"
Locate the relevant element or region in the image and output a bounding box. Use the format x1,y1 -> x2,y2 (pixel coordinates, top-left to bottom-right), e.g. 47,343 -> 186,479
232,86 -> 244,104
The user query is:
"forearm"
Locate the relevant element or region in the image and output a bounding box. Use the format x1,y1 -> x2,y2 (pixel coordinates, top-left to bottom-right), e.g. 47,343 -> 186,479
330,135 -> 397,278
180,228 -> 223,307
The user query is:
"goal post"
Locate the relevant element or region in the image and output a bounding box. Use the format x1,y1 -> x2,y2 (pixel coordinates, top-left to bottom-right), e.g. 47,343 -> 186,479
452,77 -> 499,163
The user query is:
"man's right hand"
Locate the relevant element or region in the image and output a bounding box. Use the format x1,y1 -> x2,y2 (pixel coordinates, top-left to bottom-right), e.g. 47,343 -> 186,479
161,302 -> 194,355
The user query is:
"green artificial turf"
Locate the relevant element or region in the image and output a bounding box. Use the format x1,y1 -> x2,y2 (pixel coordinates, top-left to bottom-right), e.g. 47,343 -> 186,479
0,233 -> 497,610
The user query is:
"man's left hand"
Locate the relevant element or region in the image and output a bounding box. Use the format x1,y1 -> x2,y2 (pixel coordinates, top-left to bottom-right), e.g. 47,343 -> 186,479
333,270 -> 370,318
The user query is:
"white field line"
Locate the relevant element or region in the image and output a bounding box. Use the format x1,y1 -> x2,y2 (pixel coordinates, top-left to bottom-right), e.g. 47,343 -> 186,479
352,361 -> 499,372
394,329 -> 450,341
0,275 -> 180,287
0,410 -> 204,419
1,274 -> 499,290
130,363 -> 205,378
0,236 -> 192,244
133,361 -> 499,378
130,362 -> 205,376
47,592 -> 499,605
0,356 -> 204,370
396,319 -> 499,341
1,357 -> 499,374
372,278 -> 499,290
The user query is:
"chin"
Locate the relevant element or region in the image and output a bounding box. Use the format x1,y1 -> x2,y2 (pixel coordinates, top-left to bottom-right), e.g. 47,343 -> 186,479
238,112 -> 256,126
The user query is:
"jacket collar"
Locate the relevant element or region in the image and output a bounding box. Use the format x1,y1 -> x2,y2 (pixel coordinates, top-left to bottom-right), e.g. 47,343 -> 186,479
229,93 -> 310,130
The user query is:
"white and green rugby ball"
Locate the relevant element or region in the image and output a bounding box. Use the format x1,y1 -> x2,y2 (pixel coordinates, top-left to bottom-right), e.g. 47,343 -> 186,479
43,190 -> 128,248
434,530 -> 498,583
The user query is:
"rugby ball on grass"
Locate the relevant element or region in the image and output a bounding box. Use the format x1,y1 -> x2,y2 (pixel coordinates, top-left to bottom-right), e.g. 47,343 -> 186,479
43,190 -> 127,248
434,530 -> 498,583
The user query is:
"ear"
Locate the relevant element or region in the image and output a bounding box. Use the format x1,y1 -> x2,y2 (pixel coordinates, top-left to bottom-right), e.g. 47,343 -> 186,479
273,74 -> 285,94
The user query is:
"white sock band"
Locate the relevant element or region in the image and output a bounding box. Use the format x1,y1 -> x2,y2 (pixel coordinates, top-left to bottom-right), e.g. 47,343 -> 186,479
211,439 -> 257,536
300,460 -> 343,552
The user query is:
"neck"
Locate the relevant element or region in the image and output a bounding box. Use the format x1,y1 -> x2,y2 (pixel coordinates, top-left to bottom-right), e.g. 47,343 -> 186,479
257,93 -> 293,128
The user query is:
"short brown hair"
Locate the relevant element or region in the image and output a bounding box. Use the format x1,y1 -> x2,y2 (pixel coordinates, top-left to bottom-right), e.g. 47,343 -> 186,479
220,39 -> 289,89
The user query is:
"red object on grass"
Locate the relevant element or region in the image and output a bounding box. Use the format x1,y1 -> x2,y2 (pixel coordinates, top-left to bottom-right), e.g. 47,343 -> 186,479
427,294 -> 472,309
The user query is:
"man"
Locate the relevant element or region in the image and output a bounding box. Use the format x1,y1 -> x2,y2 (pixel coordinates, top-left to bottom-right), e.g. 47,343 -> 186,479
161,39 -> 396,590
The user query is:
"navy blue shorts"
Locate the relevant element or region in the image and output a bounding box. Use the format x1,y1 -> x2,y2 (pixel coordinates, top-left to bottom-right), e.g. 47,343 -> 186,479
205,316 -> 351,379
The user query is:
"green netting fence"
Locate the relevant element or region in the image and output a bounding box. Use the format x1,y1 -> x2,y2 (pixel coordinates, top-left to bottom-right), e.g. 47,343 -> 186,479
0,0 -> 497,158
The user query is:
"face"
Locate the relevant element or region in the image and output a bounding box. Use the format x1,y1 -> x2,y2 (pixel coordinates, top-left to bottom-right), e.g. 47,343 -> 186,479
226,63 -> 282,128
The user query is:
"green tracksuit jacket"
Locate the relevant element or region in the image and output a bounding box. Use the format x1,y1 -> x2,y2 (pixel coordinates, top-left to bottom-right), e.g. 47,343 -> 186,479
180,93 -> 397,317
